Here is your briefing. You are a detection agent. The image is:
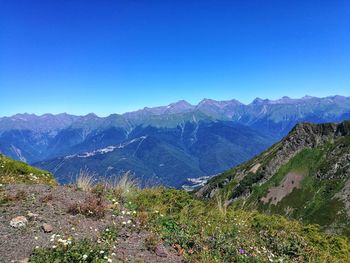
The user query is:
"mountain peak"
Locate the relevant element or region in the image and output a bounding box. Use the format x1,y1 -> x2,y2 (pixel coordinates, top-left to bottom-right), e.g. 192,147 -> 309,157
168,100 -> 193,108
301,95 -> 316,100
82,113 -> 99,119
250,97 -> 269,105
198,98 -> 215,105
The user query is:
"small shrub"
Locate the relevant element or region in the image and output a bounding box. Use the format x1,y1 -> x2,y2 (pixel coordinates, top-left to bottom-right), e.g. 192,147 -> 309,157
68,195 -> 106,219
0,190 -> 27,204
101,226 -> 119,245
91,183 -> 106,197
144,233 -> 161,252
136,211 -> 149,226
39,193 -> 53,203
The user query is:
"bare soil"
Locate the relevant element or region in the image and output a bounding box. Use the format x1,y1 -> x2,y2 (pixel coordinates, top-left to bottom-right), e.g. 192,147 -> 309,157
0,184 -> 182,263
261,172 -> 304,205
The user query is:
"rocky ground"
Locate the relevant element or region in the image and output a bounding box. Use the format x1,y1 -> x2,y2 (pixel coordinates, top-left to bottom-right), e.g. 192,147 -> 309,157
0,184 -> 182,263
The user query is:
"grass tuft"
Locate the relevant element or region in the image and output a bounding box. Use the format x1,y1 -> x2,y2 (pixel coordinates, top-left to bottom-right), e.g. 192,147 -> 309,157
75,168 -> 96,192
105,172 -> 138,202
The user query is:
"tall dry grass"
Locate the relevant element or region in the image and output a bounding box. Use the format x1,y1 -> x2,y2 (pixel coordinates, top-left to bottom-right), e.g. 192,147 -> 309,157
75,168 -> 96,191
105,172 -> 138,201
215,190 -> 231,216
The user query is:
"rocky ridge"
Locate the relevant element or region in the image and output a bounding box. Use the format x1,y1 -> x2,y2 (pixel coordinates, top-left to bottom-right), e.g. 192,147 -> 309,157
196,121 -> 350,236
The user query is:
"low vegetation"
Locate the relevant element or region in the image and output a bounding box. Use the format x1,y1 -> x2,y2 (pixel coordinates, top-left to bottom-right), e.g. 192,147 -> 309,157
0,154 -> 57,186
75,168 -> 96,192
68,192 -> 107,219
30,237 -> 114,263
129,188 -> 350,262
1,154 -> 349,262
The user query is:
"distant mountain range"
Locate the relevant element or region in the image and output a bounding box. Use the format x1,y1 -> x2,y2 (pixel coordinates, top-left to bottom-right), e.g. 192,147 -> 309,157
0,95 -> 349,187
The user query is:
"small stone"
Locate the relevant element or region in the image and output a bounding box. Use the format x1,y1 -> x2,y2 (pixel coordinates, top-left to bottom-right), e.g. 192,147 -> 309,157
42,223 -> 53,233
27,212 -> 39,219
18,258 -> 29,263
10,216 -> 28,228
155,245 -> 168,258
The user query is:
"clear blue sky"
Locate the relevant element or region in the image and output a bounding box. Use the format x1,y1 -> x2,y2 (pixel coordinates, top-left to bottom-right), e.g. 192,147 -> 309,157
0,0 -> 349,116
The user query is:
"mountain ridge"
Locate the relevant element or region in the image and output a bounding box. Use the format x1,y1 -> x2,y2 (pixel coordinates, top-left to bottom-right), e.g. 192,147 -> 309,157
196,120 -> 350,236
1,95 -> 350,188
1,95 -> 349,119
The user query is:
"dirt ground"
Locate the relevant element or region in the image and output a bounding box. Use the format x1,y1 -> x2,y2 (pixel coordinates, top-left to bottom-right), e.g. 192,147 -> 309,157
0,184 -> 182,263
261,172 -> 304,205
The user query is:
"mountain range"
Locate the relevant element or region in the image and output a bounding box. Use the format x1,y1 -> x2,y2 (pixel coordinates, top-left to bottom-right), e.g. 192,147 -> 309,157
0,95 -> 349,187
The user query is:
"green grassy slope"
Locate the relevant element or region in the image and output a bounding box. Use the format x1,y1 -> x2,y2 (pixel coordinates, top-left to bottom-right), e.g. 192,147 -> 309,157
131,188 -> 350,262
246,144 -> 350,236
197,121 -> 350,237
0,154 -> 57,186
